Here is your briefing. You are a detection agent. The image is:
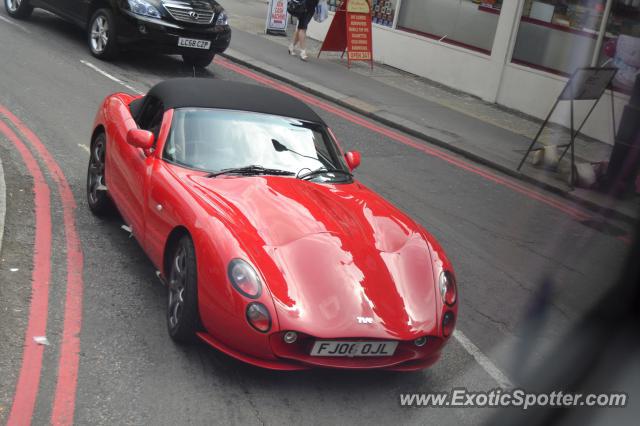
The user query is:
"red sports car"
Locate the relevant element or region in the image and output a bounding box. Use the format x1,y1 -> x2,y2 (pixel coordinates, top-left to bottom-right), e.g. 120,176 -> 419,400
86,78 -> 458,370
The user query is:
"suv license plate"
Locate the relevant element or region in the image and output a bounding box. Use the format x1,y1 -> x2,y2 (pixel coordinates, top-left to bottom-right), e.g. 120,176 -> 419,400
178,38 -> 211,50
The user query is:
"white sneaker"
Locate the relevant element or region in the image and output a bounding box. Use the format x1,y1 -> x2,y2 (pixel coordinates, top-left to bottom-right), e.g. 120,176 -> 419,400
288,44 -> 297,56
300,50 -> 308,61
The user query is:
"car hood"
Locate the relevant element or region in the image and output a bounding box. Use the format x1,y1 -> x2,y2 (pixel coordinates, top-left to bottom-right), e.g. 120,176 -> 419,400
189,174 -> 440,339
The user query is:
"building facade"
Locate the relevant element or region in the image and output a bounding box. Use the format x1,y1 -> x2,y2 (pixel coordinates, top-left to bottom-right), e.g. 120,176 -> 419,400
309,0 -> 640,145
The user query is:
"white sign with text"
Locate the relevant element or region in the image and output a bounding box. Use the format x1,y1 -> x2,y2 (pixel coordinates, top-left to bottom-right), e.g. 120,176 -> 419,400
266,0 -> 289,34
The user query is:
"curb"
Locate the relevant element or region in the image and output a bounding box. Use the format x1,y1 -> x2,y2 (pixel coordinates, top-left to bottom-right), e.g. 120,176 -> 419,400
221,51 -> 637,224
0,155 -> 6,255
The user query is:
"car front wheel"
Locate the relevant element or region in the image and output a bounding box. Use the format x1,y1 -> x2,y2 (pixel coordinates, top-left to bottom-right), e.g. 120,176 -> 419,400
167,235 -> 200,344
182,53 -> 215,69
4,0 -> 33,19
88,8 -> 119,60
86,133 -> 113,216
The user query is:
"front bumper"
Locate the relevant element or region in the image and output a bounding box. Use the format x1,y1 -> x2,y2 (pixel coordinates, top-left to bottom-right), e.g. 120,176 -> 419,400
269,332 -> 447,371
197,330 -> 447,371
115,11 -> 231,55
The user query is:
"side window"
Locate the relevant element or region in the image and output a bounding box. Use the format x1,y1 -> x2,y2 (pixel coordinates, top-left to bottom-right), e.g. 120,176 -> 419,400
136,97 -> 164,139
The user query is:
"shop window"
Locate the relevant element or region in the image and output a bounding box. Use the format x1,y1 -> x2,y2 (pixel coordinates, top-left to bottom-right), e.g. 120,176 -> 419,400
395,0 -> 503,54
326,0 -> 398,28
511,0 -> 610,75
371,0 -> 398,27
327,0 -> 342,11
596,1 -> 640,92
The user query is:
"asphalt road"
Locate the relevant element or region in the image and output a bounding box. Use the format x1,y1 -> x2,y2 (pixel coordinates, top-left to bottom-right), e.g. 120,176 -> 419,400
0,7 -> 634,425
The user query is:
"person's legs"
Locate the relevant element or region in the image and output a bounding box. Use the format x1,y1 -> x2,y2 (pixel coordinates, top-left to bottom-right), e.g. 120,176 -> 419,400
299,30 -> 307,48
289,29 -> 300,55
298,30 -> 307,61
290,7 -> 314,59
297,10 -> 314,61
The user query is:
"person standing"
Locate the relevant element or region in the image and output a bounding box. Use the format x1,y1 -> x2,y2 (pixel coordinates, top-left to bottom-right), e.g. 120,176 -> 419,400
288,0 -> 320,61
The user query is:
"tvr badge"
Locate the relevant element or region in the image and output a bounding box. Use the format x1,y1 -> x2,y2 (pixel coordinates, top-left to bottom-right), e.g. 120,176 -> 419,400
356,316 -> 373,324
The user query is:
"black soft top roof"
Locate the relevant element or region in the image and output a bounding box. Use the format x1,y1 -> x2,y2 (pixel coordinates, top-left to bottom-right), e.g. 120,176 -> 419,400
144,78 -> 324,124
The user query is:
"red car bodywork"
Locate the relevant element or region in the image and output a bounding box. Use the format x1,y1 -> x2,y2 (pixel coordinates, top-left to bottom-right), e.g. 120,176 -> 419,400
92,92 -> 458,370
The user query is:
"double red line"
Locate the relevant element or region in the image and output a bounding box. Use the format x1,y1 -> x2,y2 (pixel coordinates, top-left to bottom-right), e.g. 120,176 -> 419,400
1,106 -> 84,426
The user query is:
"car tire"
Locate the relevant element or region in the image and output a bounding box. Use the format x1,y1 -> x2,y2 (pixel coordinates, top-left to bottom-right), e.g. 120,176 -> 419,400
86,132 -> 113,216
167,234 -> 200,344
182,53 -> 215,69
4,0 -> 33,19
88,8 -> 119,60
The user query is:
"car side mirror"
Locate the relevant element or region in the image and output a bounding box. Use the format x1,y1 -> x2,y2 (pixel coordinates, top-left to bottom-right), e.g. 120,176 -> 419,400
345,151 -> 361,171
127,129 -> 155,151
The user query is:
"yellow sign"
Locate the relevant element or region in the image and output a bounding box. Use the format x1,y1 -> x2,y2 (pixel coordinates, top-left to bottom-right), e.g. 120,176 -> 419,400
347,0 -> 370,14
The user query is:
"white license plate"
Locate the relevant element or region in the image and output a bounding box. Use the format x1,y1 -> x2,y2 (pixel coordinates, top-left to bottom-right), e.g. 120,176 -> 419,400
178,37 -> 211,50
310,341 -> 398,357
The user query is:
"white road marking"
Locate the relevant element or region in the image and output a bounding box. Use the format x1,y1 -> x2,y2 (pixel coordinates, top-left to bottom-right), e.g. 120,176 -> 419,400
78,143 -> 89,153
80,60 -> 144,95
0,15 -> 30,33
453,330 -> 513,389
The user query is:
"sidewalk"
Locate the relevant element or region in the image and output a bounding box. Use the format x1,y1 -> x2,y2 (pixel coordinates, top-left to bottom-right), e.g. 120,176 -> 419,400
223,0 -> 638,223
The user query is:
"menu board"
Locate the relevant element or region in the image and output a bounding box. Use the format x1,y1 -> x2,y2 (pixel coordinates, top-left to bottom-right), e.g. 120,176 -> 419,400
319,0 -> 374,68
347,12 -> 373,61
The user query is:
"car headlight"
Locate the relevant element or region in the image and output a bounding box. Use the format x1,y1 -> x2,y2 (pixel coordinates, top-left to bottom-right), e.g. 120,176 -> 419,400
128,0 -> 161,19
442,310 -> 456,337
228,259 -> 263,299
215,11 -> 228,25
246,303 -> 271,332
439,271 -> 457,306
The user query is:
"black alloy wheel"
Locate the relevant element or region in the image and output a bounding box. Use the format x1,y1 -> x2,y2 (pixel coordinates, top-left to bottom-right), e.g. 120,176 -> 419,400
86,133 -> 112,215
88,8 -> 119,60
167,235 -> 200,343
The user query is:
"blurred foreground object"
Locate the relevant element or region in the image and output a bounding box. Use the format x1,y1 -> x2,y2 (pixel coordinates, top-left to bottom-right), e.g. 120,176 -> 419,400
604,74 -> 640,196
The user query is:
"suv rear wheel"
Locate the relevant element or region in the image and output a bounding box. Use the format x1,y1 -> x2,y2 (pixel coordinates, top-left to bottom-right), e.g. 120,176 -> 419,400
5,0 -> 33,19
88,8 -> 119,60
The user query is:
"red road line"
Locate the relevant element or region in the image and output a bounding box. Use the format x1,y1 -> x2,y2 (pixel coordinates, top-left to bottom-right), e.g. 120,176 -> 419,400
0,106 -> 84,426
0,120 -> 52,426
214,57 -> 592,222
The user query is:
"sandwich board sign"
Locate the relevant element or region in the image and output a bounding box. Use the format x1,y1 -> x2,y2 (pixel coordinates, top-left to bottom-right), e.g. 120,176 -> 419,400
318,0 -> 373,68
266,0 -> 289,35
517,67 -> 618,187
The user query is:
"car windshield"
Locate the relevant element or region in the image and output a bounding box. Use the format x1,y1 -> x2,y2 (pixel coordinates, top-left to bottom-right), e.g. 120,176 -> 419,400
163,108 -> 351,181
